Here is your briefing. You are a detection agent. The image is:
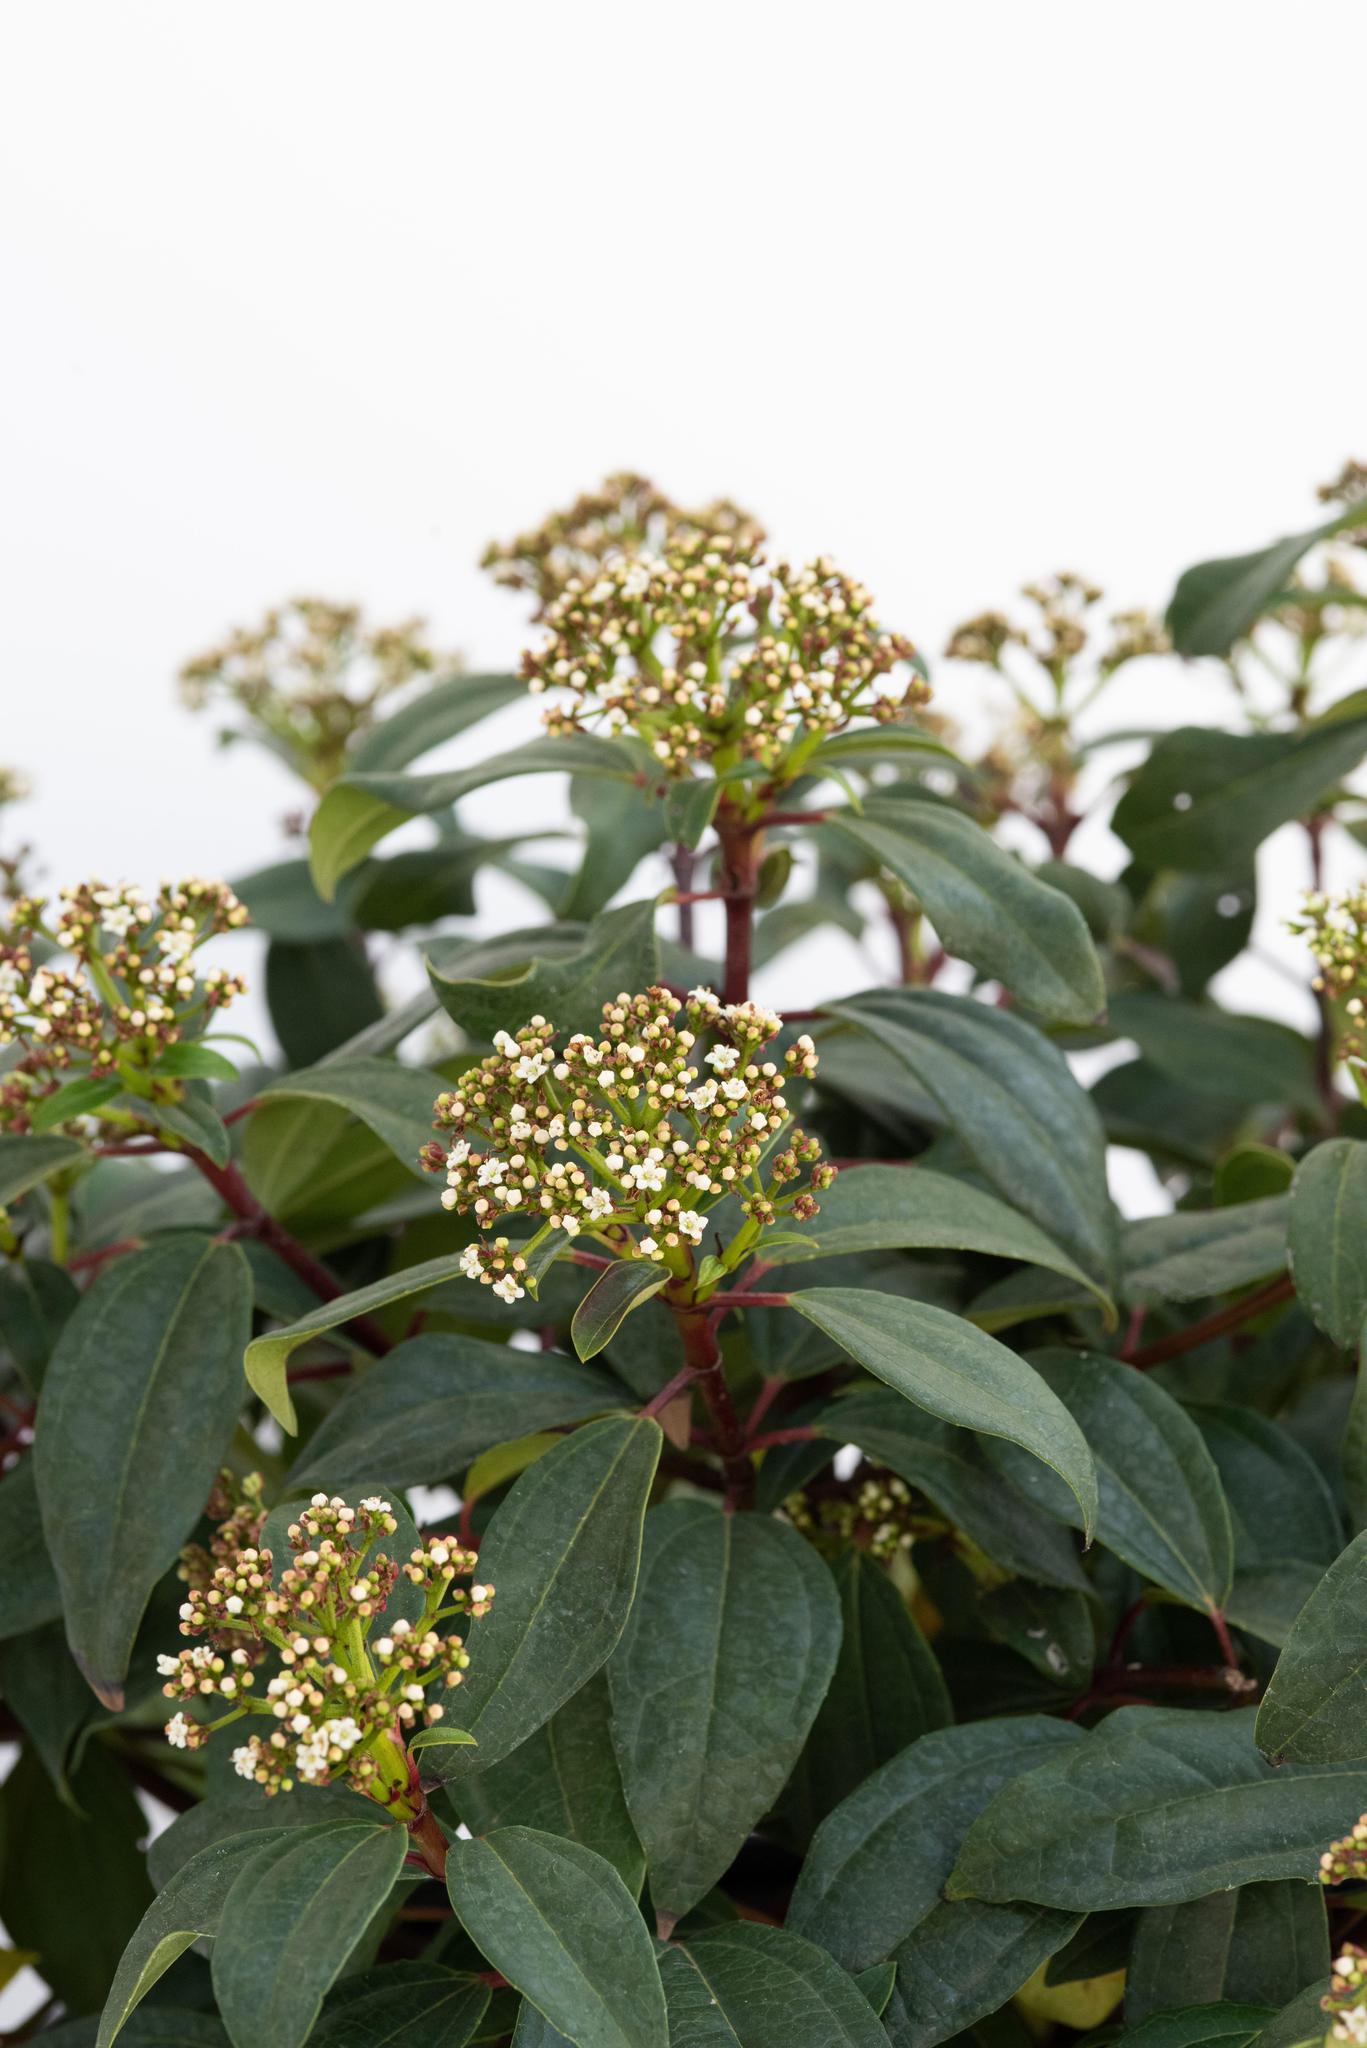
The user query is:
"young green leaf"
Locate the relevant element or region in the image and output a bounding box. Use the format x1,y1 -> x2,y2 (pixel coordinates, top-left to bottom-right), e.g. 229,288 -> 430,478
984,1347 -> 1233,1611
291,1333 -> 627,1490
1256,1531 -> 1367,1762
571,1260 -> 670,1359
97,1830 -> 292,2047
787,1290 -> 1099,1539
35,1238 -> 252,1705
823,799 -> 1105,1025
1288,1137 -> 1367,1347
948,1706 -> 1367,1908
423,1416 -> 662,1781
210,1820 -> 407,2048
824,988 -> 1116,1287
658,1922 -> 889,2047
452,1672 -> 644,1895
445,1828 -> 667,2048
607,1500 -> 841,1922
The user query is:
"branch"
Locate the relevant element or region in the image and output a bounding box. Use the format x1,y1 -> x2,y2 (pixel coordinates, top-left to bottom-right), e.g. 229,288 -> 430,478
1123,1272 -> 1294,1369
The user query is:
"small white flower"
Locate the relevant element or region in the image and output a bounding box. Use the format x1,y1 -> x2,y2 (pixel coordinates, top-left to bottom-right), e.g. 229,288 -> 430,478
676,1210 -> 705,1243
493,1029 -> 519,1056
705,1045 -> 740,1072
636,1236 -> 662,1260
231,1742 -> 260,1780
165,1712 -> 193,1749
492,1273 -> 525,1305
156,1653 -> 181,1676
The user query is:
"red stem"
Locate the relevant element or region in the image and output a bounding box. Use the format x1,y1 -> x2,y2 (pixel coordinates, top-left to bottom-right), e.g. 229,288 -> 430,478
747,1426 -> 820,1451
640,1364 -> 703,1420
1123,1272 -> 1294,1369
669,1299 -> 753,1507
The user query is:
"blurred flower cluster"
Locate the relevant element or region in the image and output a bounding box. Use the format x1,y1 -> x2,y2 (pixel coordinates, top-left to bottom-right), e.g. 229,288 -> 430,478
1294,885 -> 1367,1064
421,986 -> 831,1302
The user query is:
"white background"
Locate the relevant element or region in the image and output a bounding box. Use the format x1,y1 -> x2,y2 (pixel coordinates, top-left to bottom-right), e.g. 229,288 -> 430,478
1,5 -> 1367,2023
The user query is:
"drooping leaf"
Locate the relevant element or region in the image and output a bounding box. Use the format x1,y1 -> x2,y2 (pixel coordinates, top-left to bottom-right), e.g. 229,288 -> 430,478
429,896 -> 661,1043
97,1830 -> 292,2046
607,1499 -> 842,1922
310,733 -> 645,897
823,800 -> 1104,1024
233,858 -> 352,941
423,1417 -> 662,1781
291,1333 -> 627,1489
762,1162 -> 1110,1316
445,1829 -> 667,2048
658,1922 -> 889,2047
1111,712 -> 1367,872
1123,1198 -> 1289,1304
824,988 -> 1116,1287
452,1672 -> 644,1894
0,1131 -> 83,1206
788,1717 -> 1083,2048
210,1820 -> 407,2048
786,1290 -> 1098,1538
815,1386 -> 1089,1590
778,1543 -> 950,1847
1288,1137 -> 1367,1348
571,1260 -> 670,1359
1256,1531 -> 1367,1761
948,1705 -> 1367,1908
1126,1882 -> 1328,2027
985,1347 -> 1233,1610
257,1056 -> 443,1176
34,1238 -> 252,1704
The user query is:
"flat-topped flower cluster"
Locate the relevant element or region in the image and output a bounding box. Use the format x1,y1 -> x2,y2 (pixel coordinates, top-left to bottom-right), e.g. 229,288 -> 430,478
160,1477 -> 493,1806
0,878 -> 247,1136
421,986 -> 832,1304
1296,885 -> 1367,1062
519,529 -> 929,779
482,470 -> 766,619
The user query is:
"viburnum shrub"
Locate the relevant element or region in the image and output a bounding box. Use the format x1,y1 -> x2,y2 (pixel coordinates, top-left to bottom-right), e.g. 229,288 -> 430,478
7,471 -> 1367,2048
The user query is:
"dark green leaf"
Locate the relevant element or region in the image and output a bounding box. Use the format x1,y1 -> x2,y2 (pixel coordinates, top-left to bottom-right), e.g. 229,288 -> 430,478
977,1579 -> 1096,1688
787,1290 -> 1098,1537
1122,2007 -> 1278,2048
35,1238 -> 252,1704
1108,994 -> 1320,1117
1126,1883 -> 1327,2026
1112,713 -> 1367,872
348,672 -> 525,773
29,1077 -> 122,1132
146,1088 -> 232,1167
824,800 -> 1104,1024
658,1922 -> 889,2047
0,1131 -> 83,1204
1166,499 -> 1367,654
429,896 -> 660,1043
948,1705 -> 1367,1907
788,1717 -> 1082,2047
211,1820 -> 407,2048
1254,1980 -> 1335,2048
97,1830 -> 292,2046
266,936 -> 385,1068
0,1456 -> 62,1639
664,777 -> 720,849
1256,1531 -> 1367,1761
445,1828 -> 667,2048
560,776 -> 666,919
452,1672 -> 643,1894
0,1253 -> 79,1388
1192,1405 -> 1341,1648
310,733 -> 644,897
292,1334 -> 627,1490
233,858 -> 351,940
571,1260 -> 670,1359
778,1544 -> 949,1846
985,1348 -> 1232,1610
1123,1198 -> 1289,1304
147,1785 -> 377,1889
1289,1138 -> 1367,1348
258,1055 -> 442,1176
825,989 -> 1116,1287
2,1742 -> 153,2018
607,1499 -> 841,1921
312,1961 -> 491,2046
425,1416 -> 662,1780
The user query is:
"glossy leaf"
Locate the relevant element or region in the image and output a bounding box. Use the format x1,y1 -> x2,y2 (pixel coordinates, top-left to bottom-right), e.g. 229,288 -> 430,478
210,1820 -> 407,2048
658,1922 -> 889,2047
424,1416 -> 662,1780
824,799 -> 1104,1024
607,1499 -> 841,1921
445,1828 -> 667,2048
825,988 -> 1115,1286
35,1238 -> 252,1704
948,1705 -> 1367,1907
787,1289 -> 1098,1538
292,1333 -> 626,1489
1288,1137 -> 1367,1347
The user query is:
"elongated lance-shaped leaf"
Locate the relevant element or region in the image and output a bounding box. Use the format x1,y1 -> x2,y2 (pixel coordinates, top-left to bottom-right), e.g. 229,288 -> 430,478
1256,1531 -> 1367,1762
1166,498 -> 1367,654
607,1499 -> 842,1922
347,670 -> 525,772
948,1706 -> 1367,1909
210,1820 -> 407,2048
571,1260 -> 669,1360
786,1290 -> 1098,1539
35,1237 -> 252,1705
423,1416 -> 662,1781
822,799 -> 1105,1024
445,1828 -> 667,2048
98,1830 -> 293,2046
1288,1137 -> 1367,1348
658,1922 -> 890,2047
1123,1197 -> 1289,1305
